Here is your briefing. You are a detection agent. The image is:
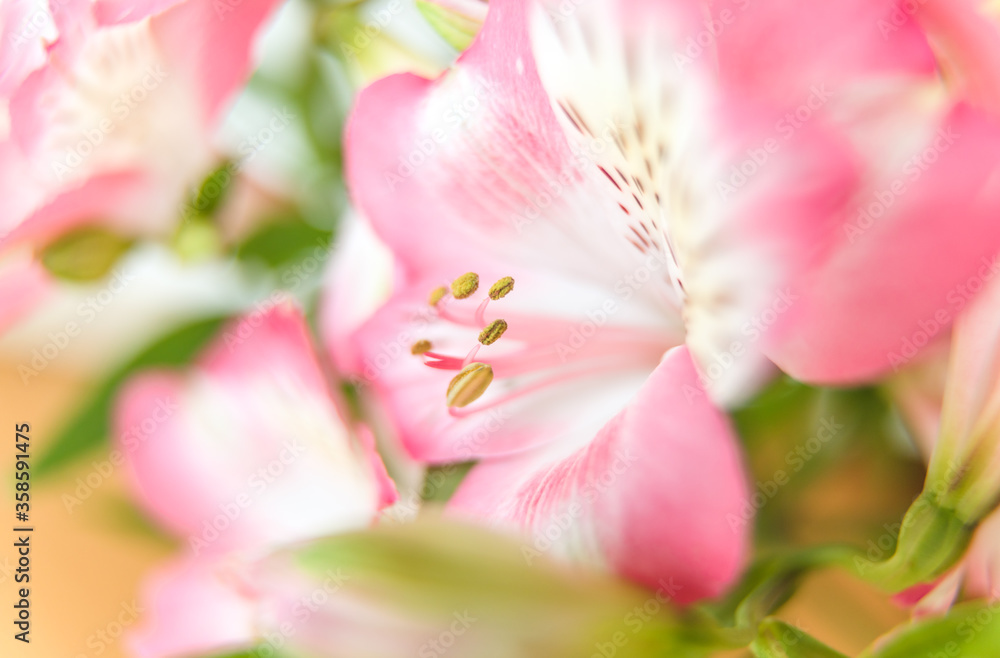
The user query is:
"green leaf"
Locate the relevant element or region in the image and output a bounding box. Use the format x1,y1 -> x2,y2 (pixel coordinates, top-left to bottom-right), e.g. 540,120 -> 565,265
861,600 -> 1000,657
751,618 -> 848,658
707,545 -> 856,634
183,161 -> 236,220
273,519 -> 725,657
853,493 -> 975,592
415,0 -> 483,51
41,227 -> 134,282
35,315 -> 231,478
421,462 -> 475,503
235,217 -> 333,270
201,650 -> 295,658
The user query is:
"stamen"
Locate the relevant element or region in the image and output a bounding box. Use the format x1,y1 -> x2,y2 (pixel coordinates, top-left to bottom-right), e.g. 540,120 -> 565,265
411,339 -> 433,355
463,343 -> 481,366
428,286 -> 448,306
447,360 -> 628,419
422,352 -> 466,370
474,298 -> 490,325
450,272 -> 480,299
478,319 -> 508,346
488,276 -> 515,300
446,362 -> 494,408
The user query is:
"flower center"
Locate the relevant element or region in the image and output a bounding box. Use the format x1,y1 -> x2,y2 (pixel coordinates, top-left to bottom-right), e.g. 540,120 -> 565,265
412,272 -> 513,410
412,272 -> 669,418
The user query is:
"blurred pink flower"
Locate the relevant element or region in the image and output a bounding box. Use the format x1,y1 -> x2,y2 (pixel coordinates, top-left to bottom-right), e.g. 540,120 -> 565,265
0,253 -> 51,333
115,304 -> 396,657
339,0 -> 1000,601
0,0 -> 280,249
0,0 -> 55,100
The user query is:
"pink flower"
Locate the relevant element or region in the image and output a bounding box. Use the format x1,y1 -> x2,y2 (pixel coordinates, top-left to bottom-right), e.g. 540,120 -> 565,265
115,304 -> 396,657
0,0 -> 280,248
339,0 -> 1000,601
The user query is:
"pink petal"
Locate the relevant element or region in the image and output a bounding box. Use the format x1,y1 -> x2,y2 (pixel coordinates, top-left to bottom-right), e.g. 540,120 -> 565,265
321,212 -> 399,376
0,255 -> 50,334
712,0 -> 935,106
0,140 -> 45,234
0,170 -> 153,249
151,0 -> 280,129
0,0 -> 54,98
345,0 -> 604,280
93,0 -> 185,25
115,304 -> 396,555
128,556 -> 257,658
449,346 -> 750,602
768,104 -> 1000,384
937,222 -> 1000,463
963,507 -> 1000,600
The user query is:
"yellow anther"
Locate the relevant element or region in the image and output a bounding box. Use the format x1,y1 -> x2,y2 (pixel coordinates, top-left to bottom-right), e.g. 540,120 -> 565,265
450,272 -> 480,299
446,362 -> 494,408
428,286 -> 448,306
488,276 -> 514,300
478,319 -> 508,346
411,339 -> 433,355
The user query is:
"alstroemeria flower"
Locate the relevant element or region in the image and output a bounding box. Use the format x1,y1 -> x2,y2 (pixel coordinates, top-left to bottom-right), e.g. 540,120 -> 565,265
340,0 -> 1000,601
0,0 -> 279,248
114,304 -> 396,658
